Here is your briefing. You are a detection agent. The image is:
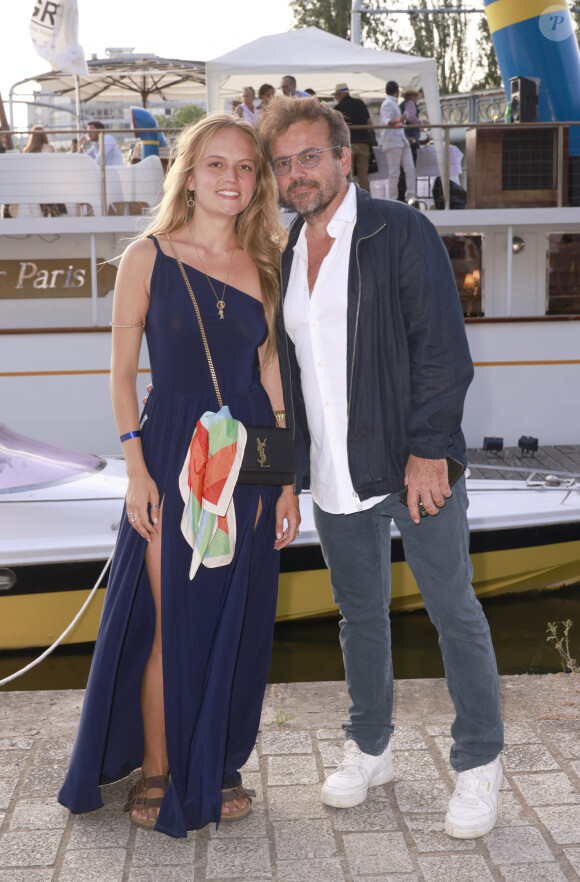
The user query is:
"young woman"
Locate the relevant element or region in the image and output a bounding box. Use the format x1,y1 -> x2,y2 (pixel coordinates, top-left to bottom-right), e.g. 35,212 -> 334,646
23,124 -> 54,153
59,114 -> 300,838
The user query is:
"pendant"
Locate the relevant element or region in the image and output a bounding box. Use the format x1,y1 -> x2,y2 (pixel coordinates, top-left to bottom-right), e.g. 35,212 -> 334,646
217,300 -> 225,319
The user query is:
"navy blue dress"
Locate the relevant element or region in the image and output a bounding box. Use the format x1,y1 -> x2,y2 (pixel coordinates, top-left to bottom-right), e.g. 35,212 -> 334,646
59,236 -> 280,838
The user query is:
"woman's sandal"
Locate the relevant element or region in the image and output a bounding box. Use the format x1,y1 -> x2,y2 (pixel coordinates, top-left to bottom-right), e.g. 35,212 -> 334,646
221,784 -> 256,821
124,774 -> 169,829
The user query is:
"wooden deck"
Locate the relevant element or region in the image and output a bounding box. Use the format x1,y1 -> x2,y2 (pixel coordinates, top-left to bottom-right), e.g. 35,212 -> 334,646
466,444 -> 580,480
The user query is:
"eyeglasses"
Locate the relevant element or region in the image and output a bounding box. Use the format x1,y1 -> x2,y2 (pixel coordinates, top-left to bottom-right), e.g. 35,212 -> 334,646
270,146 -> 342,177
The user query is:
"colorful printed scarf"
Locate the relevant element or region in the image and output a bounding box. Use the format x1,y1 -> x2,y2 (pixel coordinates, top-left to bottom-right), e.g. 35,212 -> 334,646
178,406 -> 247,580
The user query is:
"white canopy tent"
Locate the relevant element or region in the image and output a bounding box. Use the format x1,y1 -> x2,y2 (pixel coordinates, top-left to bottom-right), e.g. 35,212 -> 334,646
206,26 -> 442,130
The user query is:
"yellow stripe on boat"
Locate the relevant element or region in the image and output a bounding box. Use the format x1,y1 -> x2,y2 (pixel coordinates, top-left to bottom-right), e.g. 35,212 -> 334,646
486,0 -> 567,34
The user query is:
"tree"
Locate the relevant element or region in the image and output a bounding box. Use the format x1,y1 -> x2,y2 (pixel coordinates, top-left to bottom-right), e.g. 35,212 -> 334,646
153,105 -> 205,131
289,0 -> 385,46
469,16 -> 503,91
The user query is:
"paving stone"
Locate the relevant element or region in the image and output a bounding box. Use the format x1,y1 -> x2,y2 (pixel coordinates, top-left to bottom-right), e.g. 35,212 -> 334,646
571,760 -> 580,779
426,726 -> 451,737
404,814 -> 476,852
129,869 -> 197,882
318,739 -> 344,768
316,729 -> 343,740
343,831 -> 414,875
206,836 -> 271,878
58,847 -> 126,882
534,805 -> 580,844
19,763 -> 67,798
431,735 -> 453,759
0,739 -> 34,751
328,794 -> 398,832
266,784 -> 327,821
512,772 -> 580,806
352,877 -> 419,882
389,726 -> 428,751
276,858 -> 345,881
537,721 -> 580,758
496,791 -> 531,827
0,750 -> 30,774
272,818 -> 336,861
240,747 -> 260,771
132,825 -> 196,864
260,730 -> 313,755
67,805 -> 130,849
499,865 -> 569,881
418,854 -> 495,881
267,755 -> 319,786
502,745 -> 560,773
0,872 -> 53,882
392,750 -> 440,780
34,737 -> 75,765
563,846 -> 580,874
484,826 -> 555,864
208,805 -> 267,839
504,723 -> 542,744
0,776 -> 19,810
0,829 -> 62,866
394,779 -> 450,813
9,797 -> 69,830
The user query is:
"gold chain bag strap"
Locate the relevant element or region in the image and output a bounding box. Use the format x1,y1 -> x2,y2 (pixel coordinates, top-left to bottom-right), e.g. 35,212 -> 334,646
168,235 -> 296,486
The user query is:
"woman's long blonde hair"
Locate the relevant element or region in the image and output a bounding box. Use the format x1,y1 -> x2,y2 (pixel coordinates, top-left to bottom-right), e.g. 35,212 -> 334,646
141,113 -> 286,360
23,125 -> 50,153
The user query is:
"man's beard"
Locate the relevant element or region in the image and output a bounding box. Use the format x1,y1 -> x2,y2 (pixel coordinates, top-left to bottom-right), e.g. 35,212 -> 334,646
281,170 -> 342,221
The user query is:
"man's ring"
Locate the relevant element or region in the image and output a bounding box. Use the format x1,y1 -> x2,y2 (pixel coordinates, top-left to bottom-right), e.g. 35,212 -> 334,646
127,511 -> 138,523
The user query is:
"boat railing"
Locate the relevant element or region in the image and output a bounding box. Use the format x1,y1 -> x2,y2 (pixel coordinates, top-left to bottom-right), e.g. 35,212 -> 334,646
468,461 -> 580,491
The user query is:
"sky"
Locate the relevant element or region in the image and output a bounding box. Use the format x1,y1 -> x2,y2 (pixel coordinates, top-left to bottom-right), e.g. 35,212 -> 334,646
1,0 -> 294,124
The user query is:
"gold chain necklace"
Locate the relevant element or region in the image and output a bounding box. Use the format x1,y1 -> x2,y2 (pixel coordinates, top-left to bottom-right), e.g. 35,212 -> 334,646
187,224 -> 235,320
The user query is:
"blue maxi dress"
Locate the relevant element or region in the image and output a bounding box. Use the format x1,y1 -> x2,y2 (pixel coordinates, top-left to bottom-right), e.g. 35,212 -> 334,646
59,236 -> 281,838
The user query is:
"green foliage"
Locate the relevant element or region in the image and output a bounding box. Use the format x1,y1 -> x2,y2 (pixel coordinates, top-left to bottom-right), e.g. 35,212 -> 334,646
470,16 -> 503,91
546,620 -> 579,673
271,709 -> 296,725
289,0 -> 385,46
153,105 -> 205,132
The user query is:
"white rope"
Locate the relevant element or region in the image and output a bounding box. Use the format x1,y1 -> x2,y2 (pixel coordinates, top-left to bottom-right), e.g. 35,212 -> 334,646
0,550 -> 114,688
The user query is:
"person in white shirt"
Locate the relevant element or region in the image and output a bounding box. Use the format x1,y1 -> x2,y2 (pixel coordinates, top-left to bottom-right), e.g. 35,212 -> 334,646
379,80 -> 416,201
80,120 -> 124,166
280,75 -> 311,99
258,97 -> 504,842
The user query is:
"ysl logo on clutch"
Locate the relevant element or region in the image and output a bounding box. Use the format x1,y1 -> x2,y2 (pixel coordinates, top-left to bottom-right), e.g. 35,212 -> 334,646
256,437 -> 270,468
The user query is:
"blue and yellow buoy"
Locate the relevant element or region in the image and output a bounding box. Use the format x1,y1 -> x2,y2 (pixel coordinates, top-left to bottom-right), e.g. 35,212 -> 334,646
484,0 -> 580,152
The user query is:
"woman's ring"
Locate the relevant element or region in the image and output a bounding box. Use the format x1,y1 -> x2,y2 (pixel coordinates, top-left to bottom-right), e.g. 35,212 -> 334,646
296,529 -> 301,536
127,511 -> 138,523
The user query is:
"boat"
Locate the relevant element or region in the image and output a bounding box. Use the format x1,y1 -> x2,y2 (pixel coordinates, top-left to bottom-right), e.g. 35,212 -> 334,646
1,424 -> 579,650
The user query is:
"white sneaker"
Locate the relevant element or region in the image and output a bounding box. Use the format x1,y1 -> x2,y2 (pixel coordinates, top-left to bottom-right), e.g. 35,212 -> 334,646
321,739 -> 394,808
445,756 -> 503,839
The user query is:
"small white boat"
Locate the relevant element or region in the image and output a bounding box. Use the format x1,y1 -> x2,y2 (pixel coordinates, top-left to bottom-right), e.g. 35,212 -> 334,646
1,425 -> 579,650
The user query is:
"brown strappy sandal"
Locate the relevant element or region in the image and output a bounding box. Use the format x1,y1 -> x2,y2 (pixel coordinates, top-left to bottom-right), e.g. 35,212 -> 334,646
221,784 -> 256,821
124,774 -> 169,828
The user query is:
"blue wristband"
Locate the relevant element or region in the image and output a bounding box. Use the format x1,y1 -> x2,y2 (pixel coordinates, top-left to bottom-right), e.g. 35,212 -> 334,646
120,430 -> 141,443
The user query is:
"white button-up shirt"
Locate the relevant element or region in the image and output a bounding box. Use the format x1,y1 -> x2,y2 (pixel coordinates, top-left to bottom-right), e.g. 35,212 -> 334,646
284,183 -> 387,515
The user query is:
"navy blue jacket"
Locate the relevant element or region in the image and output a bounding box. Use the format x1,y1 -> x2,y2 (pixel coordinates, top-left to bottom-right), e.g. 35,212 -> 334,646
276,186 -> 474,499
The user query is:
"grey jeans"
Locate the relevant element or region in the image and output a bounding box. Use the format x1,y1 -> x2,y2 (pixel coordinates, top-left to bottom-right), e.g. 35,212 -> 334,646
313,478 -> 504,772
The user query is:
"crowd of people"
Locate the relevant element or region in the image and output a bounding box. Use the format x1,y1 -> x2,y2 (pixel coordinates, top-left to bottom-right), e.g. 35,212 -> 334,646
54,86 -> 503,846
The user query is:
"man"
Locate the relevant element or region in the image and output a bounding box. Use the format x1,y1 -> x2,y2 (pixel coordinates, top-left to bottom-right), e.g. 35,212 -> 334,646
380,80 -> 416,202
258,98 -> 503,840
79,120 -> 124,166
280,75 -> 311,99
334,83 -> 374,193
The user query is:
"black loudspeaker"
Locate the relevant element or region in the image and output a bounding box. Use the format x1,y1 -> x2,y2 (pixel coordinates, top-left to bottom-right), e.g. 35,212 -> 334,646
510,76 -> 539,123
